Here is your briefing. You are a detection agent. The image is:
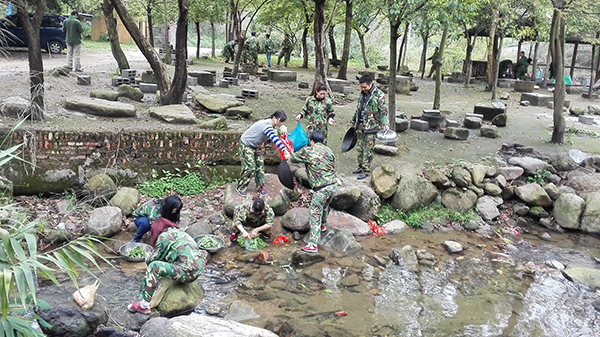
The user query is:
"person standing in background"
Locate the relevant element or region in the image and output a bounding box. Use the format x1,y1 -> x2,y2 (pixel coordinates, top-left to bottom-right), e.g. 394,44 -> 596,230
63,10 -> 83,72
263,34 -> 275,68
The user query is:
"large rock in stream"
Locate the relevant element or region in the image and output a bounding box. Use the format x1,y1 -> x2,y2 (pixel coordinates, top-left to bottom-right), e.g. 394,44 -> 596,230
348,183 -> 381,221
553,193 -> 585,229
562,267 -> 600,289
515,183 -> 553,207
581,192 -> 600,233
441,188 -> 478,212
391,174 -> 438,213
83,206 -> 122,237
371,165 -> 398,199
64,97 -> 137,117
330,179 -> 361,210
154,279 -> 204,317
140,315 -> 278,337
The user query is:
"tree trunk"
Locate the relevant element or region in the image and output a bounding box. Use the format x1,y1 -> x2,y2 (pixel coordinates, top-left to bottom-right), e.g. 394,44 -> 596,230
355,28 -> 369,68
486,8 -> 499,91
517,41 -> 522,60
147,1 -> 154,47
490,35 -> 503,100
111,0 -> 172,102
389,21 -> 400,126
211,22 -> 216,58
569,42 -> 578,79
464,34 -> 476,85
103,0 -> 130,70
328,25 -> 337,61
14,0 -> 46,120
542,43 -> 552,88
195,22 -> 200,58
419,36 -> 428,78
531,42 -> 539,82
397,22 -> 409,72
433,26 -> 448,109
550,8 -> 565,144
589,43 -> 596,98
302,26 -> 309,68
161,0 -> 188,105
337,0 -> 353,80
314,0 -> 327,87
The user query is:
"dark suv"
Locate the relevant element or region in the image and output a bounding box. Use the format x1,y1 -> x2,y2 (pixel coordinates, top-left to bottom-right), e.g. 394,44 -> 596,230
0,14 -> 66,54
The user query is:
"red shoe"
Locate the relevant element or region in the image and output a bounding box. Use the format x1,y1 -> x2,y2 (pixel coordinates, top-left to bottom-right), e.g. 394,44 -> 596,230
301,244 -> 318,253
128,302 -> 151,314
321,225 -> 327,232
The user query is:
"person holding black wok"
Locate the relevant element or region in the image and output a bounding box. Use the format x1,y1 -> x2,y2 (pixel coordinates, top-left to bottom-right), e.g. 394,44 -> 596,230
350,75 -> 389,180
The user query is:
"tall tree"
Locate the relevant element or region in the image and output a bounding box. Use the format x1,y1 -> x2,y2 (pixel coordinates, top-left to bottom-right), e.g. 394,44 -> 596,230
337,0 -> 352,79
229,0 -> 271,77
352,0 -> 381,68
189,0 -> 227,59
110,0 -> 188,105
550,3 -> 566,143
102,0 -> 130,70
314,0 -> 327,86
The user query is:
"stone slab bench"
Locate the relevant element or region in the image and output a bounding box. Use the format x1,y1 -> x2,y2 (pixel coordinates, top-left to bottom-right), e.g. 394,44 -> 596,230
188,71 -> 214,87
514,81 -> 535,93
268,70 -> 297,82
473,104 -> 506,121
327,78 -> 351,93
520,93 -> 552,106
395,76 -> 412,95
64,97 -> 136,118
148,104 -> 197,124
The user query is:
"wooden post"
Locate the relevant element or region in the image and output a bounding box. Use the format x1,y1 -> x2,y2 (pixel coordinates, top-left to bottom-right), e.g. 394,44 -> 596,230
570,42 -> 578,80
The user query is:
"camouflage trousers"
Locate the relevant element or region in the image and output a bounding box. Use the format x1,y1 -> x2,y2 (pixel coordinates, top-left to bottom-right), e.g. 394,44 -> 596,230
237,141 -> 265,192
307,183 -> 338,246
356,130 -> 376,173
243,49 -> 258,66
277,50 -> 291,66
222,47 -> 234,62
140,261 -> 202,302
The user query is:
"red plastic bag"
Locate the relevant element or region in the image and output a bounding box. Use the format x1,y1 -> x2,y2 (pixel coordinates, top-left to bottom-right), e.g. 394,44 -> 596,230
272,236 -> 289,245
368,220 -> 387,236
276,134 -> 294,160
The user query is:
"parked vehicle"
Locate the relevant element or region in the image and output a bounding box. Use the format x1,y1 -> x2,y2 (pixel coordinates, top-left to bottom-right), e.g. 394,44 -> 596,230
0,14 -> 66,53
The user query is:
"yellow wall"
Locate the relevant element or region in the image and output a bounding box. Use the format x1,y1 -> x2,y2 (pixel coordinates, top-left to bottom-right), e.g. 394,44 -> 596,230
91,16 -> 146,44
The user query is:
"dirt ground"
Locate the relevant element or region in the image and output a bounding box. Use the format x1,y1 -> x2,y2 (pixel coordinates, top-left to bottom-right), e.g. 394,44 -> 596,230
1,46 -> 600,179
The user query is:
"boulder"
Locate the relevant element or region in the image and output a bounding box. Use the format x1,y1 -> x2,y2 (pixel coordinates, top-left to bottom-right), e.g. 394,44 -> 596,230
109,187 -> 140,216
515,183 -> 553,207
281,207 -> 310,232
480,125 -> 497,138
64,97 -> 136,118
149,104 -> 198,124
491,113 -> 507,127
90,89 -> 120,101
483,183 -> 503,196
566,170 -> 600,199
422,168 -> 451,188
224,300 -> 260,322
347,183 -> 381,221
508,156 -> 554,175
553,193 -> 585,229
373,144 -> 399,156
328,210 -> 370,236
225,106 -> 253,118
544,183 -> 559,200
444,127 -> 469,140
562,267 -> 600,289
292,250 -> 326,266
581,192 -> 600,233
452,166 -> 472,187
140,315 -> 278,337
394,245 -> 419,272
0,96 -> 29,117
443,240 -> 463,253
395,118 -> 410,132
371,165 -> 398,199
185,220 -> 215,237
330,180 -> 361,210
463,116 -> 482,129
83,206 -> 122,237
514,202 -> 530,216
198,116 -> 227,130
529,206 -> 550,218
497,166 -> 524,180
155,279 -> 204,317
318,227 -> 362,255
470,165 -> 488,186
391,174 -> 438,213
193,93 -> 242,113
476,196 -> 500,221
117,84 -> 144,101
441,188 -> 478,212
381,220 -> 409,235
83,173 -> 118,200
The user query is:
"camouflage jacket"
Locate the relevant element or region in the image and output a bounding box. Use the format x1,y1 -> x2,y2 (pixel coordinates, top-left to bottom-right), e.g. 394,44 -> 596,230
132,199 -> 162,221
224,40 -> 236,51
290,142 -> 337,189
146,228 -> 203,273
264,39 -> 275,53
281,38 -> 293,52
233,200 -> 275,228
300,96 -> 334,134
351,85 -> 389,132
245,36 -> 258,51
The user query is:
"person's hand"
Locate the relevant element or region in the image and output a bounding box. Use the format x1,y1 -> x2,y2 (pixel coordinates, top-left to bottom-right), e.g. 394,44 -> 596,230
249,229 -> 258,238
296,114 -> 302,121
283,150 -> 291,161
328,118 -> 335,126
383,125 -> 390,131
242,230 -> 250,239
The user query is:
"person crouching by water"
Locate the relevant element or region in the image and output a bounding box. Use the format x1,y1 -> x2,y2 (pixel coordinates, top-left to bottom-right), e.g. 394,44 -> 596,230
131,195 -> 182,244
236,111 -> 291,197
127,228 -> 203,314
231,196 -> 274,241
289,130 -> 338,253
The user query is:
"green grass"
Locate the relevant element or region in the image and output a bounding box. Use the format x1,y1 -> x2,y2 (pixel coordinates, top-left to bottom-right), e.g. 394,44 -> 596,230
376,203 -> 478,228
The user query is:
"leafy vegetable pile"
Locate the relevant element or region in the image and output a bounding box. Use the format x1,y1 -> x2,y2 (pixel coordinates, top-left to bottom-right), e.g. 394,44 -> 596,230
198,236 -> 220,249
128,246 -> 146,258
236,236 -> 267,251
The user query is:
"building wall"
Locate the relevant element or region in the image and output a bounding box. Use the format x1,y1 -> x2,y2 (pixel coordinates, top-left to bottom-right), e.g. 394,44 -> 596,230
91,16 -> 147,44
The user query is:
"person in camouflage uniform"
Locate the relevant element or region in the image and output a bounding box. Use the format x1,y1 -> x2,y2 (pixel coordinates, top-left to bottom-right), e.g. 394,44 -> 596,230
351,74 -> 389,180
222,39 -> 237,63
296,83 -> 335,144
131,195 -> 182,243
427,47 -> 440,78
290,130 -> 338,253
515,51 -> 528,80
263,34 -> 275,68
232,198 -> 274,240
127,228 -> 203,314
243,32 -> 259,66
277,34 -> 293,67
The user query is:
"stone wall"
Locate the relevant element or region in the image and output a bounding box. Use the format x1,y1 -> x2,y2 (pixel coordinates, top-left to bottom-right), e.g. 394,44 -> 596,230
0,129 -> 280,195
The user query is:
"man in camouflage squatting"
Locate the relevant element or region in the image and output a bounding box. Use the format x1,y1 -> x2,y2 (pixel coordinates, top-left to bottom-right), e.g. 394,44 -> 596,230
277,34 -> 293,67
351,74 -> 389,180
244,32 -> 259,66
222,39 -> 237,63
127,228 -> 203,314
296,82 -> 335,145
290,130 -> 338,253
232,198 -> 275,240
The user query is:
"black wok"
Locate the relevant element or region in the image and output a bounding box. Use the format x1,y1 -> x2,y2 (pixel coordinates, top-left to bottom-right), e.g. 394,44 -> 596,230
277,161 -> 295,189
341,127 -> 358,153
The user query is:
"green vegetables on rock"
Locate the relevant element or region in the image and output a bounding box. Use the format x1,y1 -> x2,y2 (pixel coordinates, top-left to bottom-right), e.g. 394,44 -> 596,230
198,236 -> 220,248
128,246 -> 146,258
237,236 -> 267,251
